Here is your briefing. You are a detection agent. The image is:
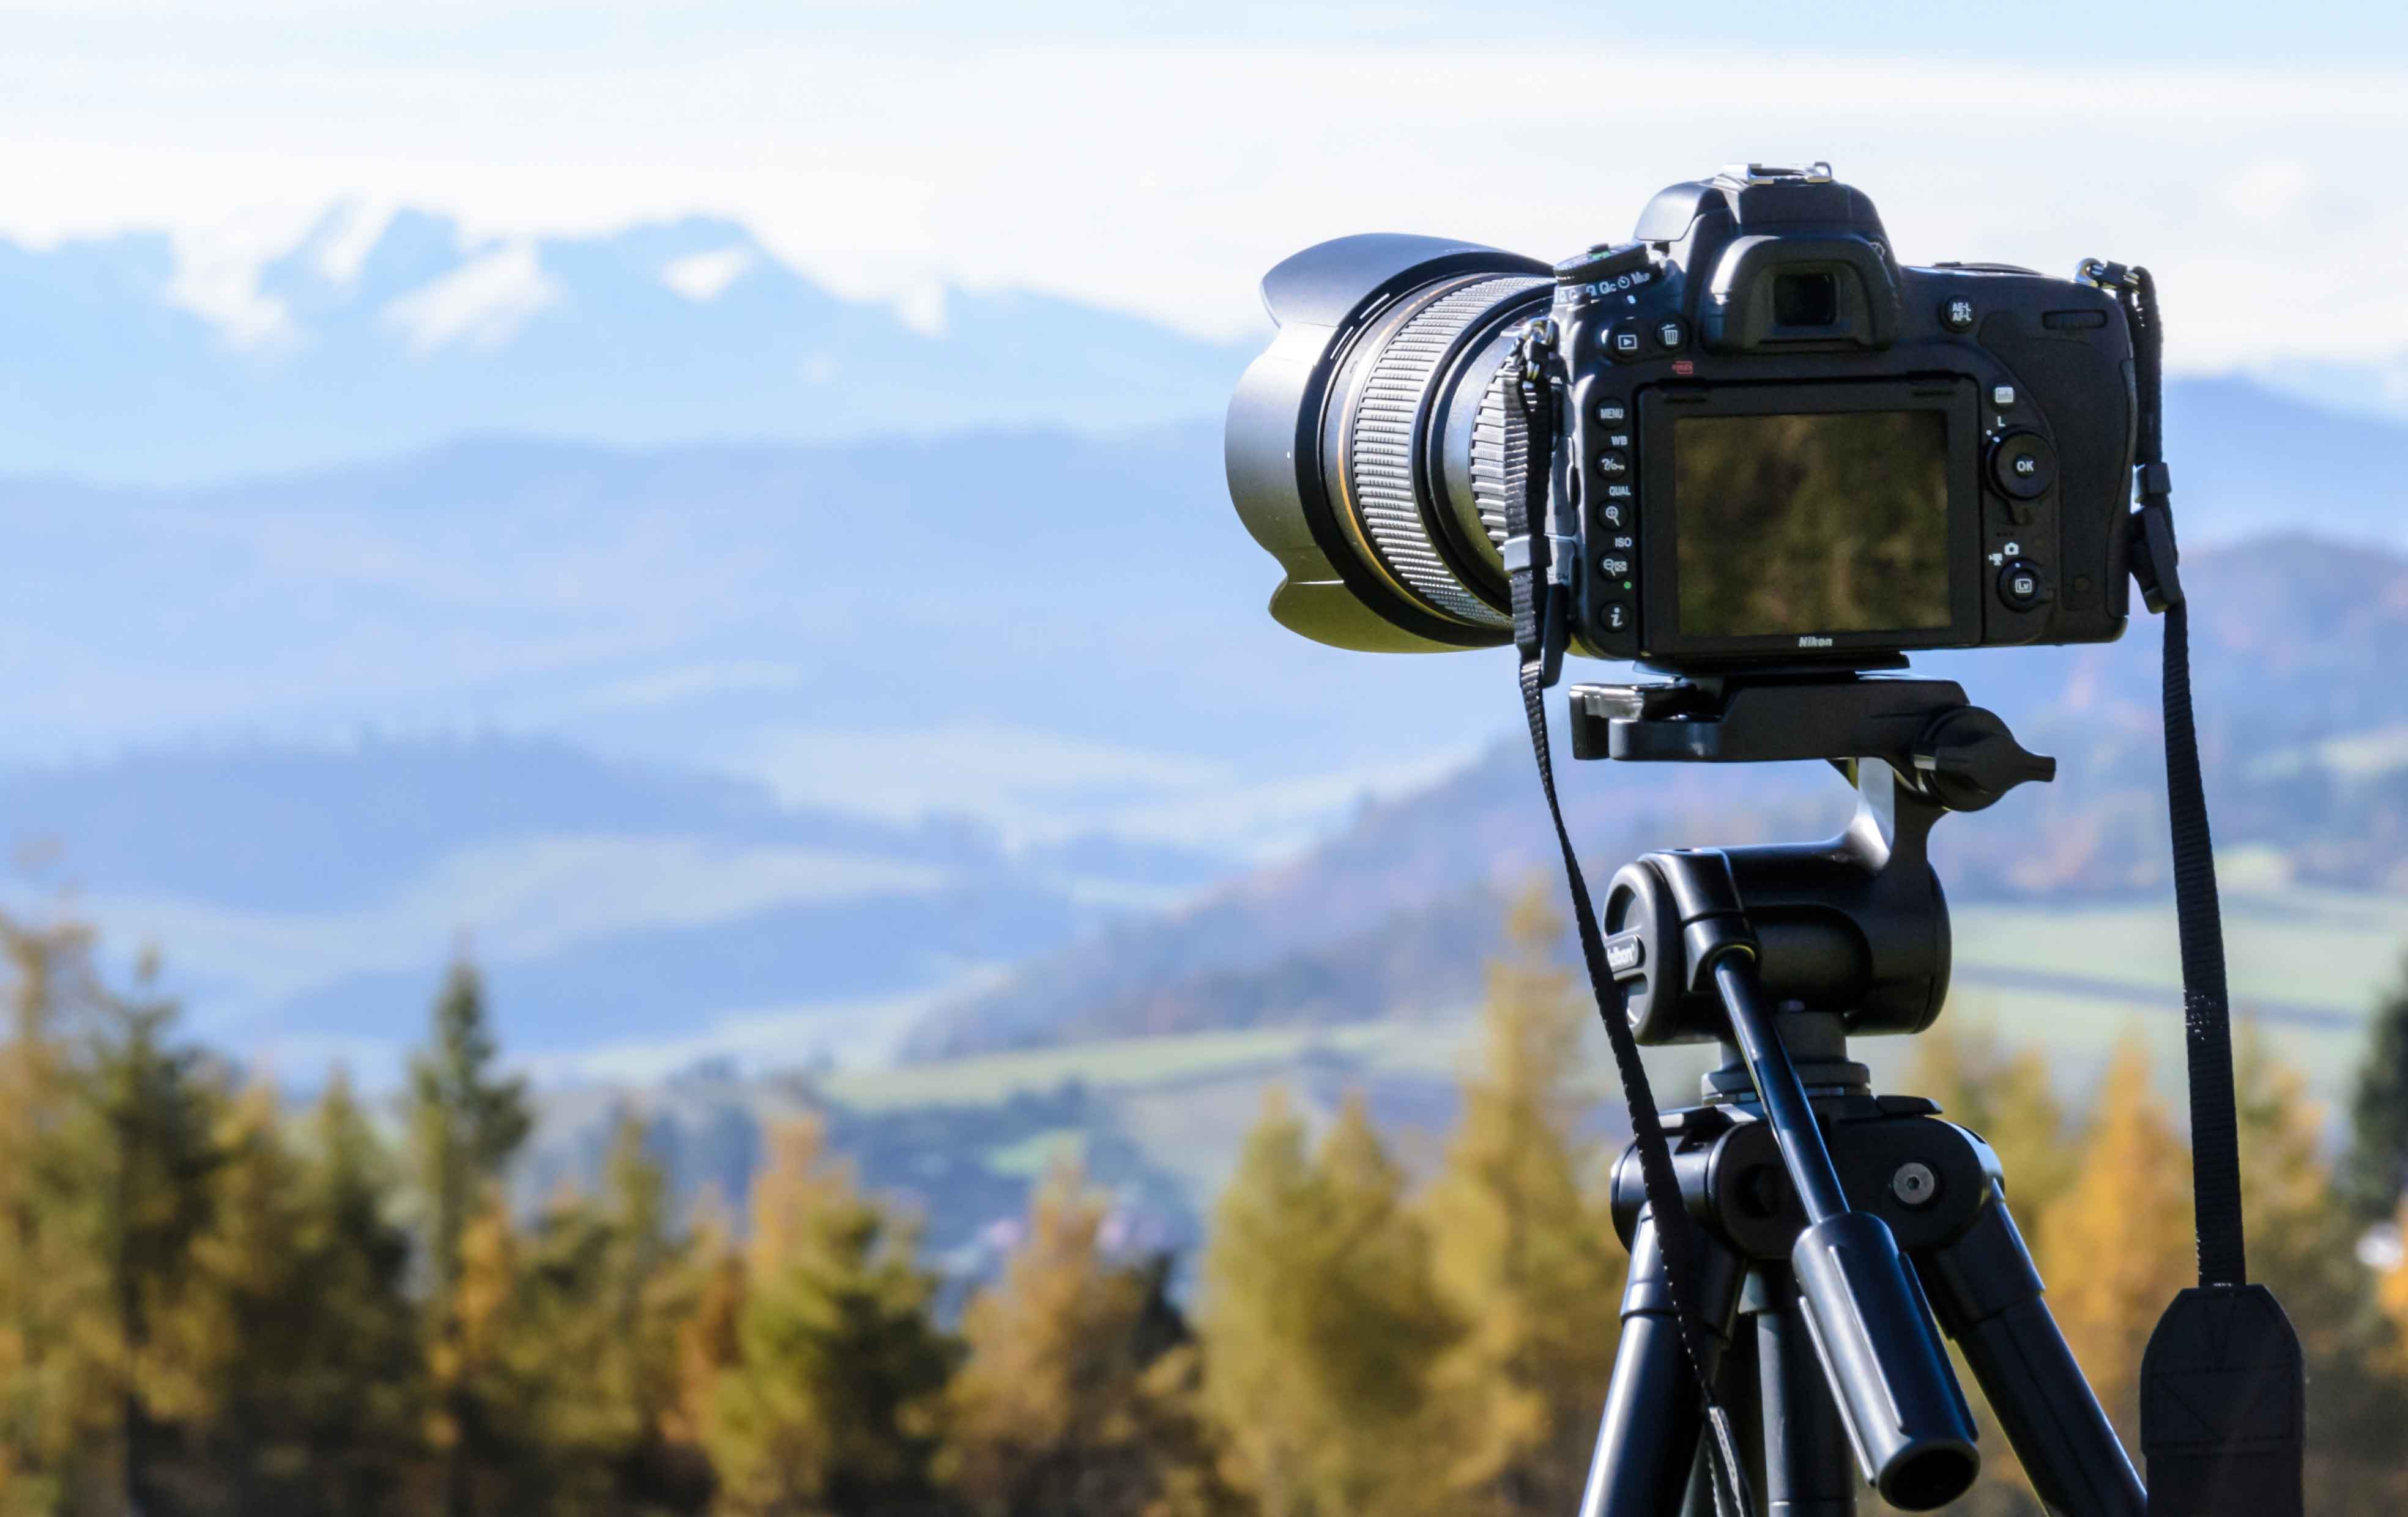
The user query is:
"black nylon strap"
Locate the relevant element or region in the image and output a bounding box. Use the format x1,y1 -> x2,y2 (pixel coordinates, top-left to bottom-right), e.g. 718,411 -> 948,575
1504,324 -> 1751,1517
2114,264 -> 2248,1288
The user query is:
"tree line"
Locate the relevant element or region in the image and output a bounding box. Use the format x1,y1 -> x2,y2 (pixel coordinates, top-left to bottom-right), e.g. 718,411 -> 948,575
3,894 -> 2408,1515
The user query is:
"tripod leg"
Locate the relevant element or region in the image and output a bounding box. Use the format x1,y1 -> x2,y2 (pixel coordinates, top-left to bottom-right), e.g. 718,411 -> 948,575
1580,1207 -> 1745,1517
1753,1267 -> 1857,1517
1679,1307 -> 1766,1517
1917,1188 -> 2145,1517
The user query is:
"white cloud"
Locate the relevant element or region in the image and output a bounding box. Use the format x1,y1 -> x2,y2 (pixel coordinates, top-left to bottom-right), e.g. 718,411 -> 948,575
162,213 -> 302,349
0,37 -> 2401,368
381,240 -> 560,352
661,243 -> 754,301
307,196 -> 394,286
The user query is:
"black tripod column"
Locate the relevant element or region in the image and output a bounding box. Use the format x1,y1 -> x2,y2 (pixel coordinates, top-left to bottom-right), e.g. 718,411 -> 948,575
1708,953 -> 1979,1509
1580,1207 -> 1745,1517
1752,1268 -> 1860,1517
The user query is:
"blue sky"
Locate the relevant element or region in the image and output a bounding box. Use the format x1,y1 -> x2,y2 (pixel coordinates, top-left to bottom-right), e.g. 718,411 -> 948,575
1,0 -> 2402,404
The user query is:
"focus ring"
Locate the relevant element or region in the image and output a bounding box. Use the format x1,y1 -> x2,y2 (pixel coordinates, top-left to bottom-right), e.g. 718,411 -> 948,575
1346,275 -> 1545,628
1467,363 -> 1525,558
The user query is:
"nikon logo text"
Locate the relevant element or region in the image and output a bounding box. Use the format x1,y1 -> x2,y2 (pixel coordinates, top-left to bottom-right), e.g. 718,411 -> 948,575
1797,635 -> 1835,648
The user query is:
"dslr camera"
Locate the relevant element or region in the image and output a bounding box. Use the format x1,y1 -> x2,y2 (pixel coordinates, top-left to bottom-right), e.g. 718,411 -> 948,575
1225,163 -> 2135,670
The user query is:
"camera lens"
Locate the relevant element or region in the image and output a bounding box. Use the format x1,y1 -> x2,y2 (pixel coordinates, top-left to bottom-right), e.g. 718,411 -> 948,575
1774,271 -> 1840,327
1226,236 -> 1551,652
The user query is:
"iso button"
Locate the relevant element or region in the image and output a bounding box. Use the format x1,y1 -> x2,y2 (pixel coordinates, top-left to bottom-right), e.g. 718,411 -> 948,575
1987,430 -> 2055,500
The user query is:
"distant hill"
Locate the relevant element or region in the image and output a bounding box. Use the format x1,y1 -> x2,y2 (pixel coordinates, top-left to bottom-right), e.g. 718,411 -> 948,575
905,535 -> 2408,1059
0,209 -> 1255,483
0,734 -> 1222,1077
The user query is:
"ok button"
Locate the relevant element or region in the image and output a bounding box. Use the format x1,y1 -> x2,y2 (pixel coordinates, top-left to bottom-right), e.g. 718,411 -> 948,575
1988,430 -> 2055,500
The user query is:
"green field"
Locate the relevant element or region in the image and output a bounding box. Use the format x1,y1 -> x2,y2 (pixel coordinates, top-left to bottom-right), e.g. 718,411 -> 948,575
821,887 -> 2405,1227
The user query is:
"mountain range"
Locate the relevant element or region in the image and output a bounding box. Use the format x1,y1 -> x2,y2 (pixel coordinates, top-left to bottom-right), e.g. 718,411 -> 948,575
0,206 -> 2401,1101
0,208 -> 1254,484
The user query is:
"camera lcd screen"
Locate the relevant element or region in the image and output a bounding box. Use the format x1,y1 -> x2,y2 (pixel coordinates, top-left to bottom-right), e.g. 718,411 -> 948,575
1673,410 -> 1952,638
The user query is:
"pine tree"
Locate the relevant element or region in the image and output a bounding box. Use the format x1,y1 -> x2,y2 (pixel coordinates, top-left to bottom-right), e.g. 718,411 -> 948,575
0,914 -> 111,1509
71,963 -> 226,1512
707,1119 -> 954,1517
444,1193 -> 530,1510
507,1113 -> 707,1514
1419,888 -> 1624,1515
407,956 -> 533,1517
1200,1089 -> 1460,1517
938,1157 -> 1162,1516
2346,956 -> 2408,1218
180,1080 -> 313,1509
289,1069 -> 425,1513
671,1196 -> 745,1467
2035,1036 -> 2193,1444
593,1112 -> 708,1509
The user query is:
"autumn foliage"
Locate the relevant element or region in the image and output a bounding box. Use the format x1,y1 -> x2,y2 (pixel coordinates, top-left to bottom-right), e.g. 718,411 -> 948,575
1,901 -> 2407,1514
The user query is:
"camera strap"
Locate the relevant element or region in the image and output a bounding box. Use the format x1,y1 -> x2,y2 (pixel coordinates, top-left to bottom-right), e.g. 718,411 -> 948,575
1504,321 -> 1754,1517
2095,261 -> 2305,1516
2105,262 -> 2249,1289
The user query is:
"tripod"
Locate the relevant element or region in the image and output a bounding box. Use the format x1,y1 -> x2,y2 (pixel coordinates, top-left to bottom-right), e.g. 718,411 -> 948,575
1566,675 -> 2145,1516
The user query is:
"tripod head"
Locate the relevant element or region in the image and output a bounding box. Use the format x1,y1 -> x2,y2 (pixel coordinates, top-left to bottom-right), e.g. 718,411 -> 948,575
1570,673 -> 2052,1046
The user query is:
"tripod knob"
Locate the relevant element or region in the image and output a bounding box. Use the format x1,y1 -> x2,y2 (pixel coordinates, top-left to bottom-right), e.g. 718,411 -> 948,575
1909,708 -> 2056,812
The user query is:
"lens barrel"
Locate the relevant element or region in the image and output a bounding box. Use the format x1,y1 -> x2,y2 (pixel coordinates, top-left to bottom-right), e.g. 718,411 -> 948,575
1225,236 -> 1550,653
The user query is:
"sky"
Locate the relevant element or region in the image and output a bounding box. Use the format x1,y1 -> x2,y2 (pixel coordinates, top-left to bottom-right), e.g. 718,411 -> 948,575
2,1 -> 2406,406
1,0 -> 2402,1081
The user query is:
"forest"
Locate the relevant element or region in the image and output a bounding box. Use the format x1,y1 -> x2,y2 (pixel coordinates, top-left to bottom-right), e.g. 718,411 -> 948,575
3,892 -> 2407,1516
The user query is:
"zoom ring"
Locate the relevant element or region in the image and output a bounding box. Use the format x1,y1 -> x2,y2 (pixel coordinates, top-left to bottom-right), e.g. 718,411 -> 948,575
1347,275 -> 1545,628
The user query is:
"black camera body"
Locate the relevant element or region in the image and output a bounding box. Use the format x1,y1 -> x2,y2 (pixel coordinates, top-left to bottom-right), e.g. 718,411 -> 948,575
1225,164 -> 2135,672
